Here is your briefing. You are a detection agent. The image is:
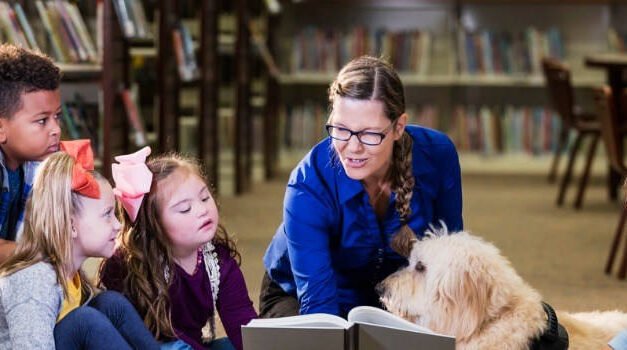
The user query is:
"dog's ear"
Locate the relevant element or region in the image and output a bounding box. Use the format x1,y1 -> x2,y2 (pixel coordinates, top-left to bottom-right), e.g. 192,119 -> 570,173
390,226 -> 417,258
427,257 -> 493,342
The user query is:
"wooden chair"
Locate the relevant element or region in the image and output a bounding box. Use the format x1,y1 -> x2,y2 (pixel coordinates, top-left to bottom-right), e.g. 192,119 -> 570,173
542,58 -> 601,209
594,86 -> 627,279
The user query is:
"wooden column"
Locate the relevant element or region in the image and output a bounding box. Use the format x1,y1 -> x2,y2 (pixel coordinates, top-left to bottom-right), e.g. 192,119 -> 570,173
101,0 -> 116,180
264,13 -> 280,179
157,0 -> 180,152
199,0 -> 220,190
235,0 -> 252,194
99,1 -> 128,179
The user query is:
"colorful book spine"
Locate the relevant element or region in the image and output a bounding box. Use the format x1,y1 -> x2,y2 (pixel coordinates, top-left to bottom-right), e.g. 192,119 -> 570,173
13,3 -> 40,51
35,0 -> 66,62
65,2 -> 98,62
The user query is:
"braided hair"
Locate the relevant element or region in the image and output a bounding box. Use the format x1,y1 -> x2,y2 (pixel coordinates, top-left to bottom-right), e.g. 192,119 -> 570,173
328,56 -> 416,257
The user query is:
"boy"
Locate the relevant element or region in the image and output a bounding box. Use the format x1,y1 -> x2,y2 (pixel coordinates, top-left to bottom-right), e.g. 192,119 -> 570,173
0,44 -> 62,262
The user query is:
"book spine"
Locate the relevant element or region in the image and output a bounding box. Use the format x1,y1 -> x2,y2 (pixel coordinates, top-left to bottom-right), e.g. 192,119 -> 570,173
120,89 -> 147,146
61,102 -> 81,139
13,3 -> 40,51
172,27 -> 191,81
65,2 -> 98,62
112,0 -> 135,38
129,0 -> 150,38
53,0 -> 87,62
0,3 -> 27,48
36,0 -> 67,62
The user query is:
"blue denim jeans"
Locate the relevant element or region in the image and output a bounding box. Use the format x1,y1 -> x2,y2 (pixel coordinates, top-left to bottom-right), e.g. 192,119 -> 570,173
207,337 -> 236,350
161,337 -> 235,350
54,291 -> 160,349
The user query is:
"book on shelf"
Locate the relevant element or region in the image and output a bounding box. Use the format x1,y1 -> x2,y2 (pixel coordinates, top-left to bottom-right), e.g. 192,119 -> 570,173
60,95 -> 99,152
13,3 -> 40,51
64,2 -> 98,62
242,306 -> 455,350
172,22 -> 199,82
112,0 -> 152,39
120,88 -> 148,147
0,2 -> 32,49
608,28 -> 627,53
61,102 -> 81,140
35,0 -> 65,61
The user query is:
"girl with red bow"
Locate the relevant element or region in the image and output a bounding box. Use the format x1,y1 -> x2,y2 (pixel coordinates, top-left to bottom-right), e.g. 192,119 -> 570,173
0,140 -> 161,349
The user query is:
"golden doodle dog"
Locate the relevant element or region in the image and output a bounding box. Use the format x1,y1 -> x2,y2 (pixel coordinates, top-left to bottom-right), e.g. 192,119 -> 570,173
378,229 -> 627,350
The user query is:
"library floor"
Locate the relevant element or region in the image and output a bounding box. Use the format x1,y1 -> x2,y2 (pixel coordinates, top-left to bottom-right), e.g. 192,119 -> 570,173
222,165 -> 626,315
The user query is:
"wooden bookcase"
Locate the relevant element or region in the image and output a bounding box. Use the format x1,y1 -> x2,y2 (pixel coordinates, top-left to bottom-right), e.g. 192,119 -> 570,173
273,0 -> 621,162
156,0 -> 277,194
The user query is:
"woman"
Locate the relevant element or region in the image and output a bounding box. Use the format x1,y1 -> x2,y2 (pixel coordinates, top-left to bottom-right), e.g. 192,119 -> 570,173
261,56 -> 463,318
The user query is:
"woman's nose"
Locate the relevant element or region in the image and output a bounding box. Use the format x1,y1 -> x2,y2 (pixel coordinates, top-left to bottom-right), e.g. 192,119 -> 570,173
346,134 -> 363,151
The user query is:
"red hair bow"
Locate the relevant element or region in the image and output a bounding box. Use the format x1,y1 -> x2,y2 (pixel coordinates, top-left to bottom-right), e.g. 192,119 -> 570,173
59,139 -> 100,199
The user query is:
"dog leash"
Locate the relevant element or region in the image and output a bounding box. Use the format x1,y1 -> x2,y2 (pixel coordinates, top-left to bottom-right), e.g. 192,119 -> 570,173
530,302 -> 569,350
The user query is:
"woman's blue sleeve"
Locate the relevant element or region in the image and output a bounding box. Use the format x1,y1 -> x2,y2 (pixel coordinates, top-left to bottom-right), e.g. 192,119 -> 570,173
434,139 -> 463,231
283,180 -> 340,315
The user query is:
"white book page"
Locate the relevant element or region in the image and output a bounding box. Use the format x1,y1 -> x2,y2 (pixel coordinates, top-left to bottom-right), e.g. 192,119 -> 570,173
246,313 -> 350,329
347,306 -> 436,334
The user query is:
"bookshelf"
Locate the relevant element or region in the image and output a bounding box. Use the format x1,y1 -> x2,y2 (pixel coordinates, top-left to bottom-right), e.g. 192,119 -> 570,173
273,0 -> 618,163
155,0 -> 278,195
198,0 -> 220,191
0,0 -> 131,179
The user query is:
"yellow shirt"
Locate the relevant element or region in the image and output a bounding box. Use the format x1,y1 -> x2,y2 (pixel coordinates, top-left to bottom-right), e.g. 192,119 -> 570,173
57,273 -> 82,322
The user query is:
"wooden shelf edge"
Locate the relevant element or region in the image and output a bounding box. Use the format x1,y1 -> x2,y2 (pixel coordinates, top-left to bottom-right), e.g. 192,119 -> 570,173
58,63 -> 102,81
279,73 -> 604,88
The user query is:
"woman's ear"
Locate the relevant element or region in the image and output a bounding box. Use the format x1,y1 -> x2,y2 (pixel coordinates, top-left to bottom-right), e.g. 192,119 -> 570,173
393,113 -> 408,141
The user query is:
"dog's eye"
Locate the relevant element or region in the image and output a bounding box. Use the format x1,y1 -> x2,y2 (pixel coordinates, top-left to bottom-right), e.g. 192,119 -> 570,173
415,261 -> 426,273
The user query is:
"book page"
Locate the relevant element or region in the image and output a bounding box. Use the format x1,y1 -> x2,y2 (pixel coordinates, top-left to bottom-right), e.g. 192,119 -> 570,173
246,313 -> 350,329
347,306 -> 435,334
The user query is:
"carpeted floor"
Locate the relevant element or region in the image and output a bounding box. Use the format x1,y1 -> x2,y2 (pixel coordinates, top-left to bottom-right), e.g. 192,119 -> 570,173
219,171 -> 626,314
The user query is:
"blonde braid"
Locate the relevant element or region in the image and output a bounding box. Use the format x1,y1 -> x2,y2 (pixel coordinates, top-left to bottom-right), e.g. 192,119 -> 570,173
390,132 -> 416,257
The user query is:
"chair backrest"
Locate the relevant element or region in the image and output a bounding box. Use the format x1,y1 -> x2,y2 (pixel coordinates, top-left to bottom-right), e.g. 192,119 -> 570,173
542,58 -> 576,127
594,86 -> 627,174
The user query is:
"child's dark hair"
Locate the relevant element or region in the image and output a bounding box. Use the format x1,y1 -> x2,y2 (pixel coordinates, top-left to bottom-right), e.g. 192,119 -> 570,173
0,44 -> 61,119
107,153 -> 239,338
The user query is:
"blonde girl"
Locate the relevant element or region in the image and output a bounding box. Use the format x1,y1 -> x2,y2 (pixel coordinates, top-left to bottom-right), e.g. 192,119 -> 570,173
0,140 -> 160,349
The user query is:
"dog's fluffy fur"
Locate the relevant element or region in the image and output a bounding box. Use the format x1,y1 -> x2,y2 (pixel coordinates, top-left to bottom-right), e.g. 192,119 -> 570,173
378,230 -> 627,350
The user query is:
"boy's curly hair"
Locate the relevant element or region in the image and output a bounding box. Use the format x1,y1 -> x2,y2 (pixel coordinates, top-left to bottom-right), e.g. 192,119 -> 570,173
0,44 -> 61,119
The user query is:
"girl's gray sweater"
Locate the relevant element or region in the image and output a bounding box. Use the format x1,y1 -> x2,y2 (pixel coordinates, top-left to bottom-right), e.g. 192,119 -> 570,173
0,262 -> 62,349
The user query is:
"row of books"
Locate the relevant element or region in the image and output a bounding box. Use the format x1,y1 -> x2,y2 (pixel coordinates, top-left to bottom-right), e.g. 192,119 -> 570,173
281,102 -> 562,156
111,0 -> 151,39
281,102 -> 442,149
61,88 -> 148,156
289,27 -> 432,74
449,105 -> 562,155
60,94 -> 99,152
0,1 -> 97,63
457,27 -> 564,76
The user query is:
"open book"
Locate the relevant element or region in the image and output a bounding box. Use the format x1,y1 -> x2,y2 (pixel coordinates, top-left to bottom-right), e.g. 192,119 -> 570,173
242,306 -> 455,350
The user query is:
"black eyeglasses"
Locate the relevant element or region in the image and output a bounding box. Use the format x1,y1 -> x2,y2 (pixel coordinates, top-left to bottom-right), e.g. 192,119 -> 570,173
325,122 -> 395,146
